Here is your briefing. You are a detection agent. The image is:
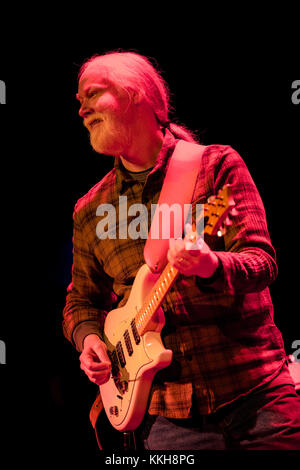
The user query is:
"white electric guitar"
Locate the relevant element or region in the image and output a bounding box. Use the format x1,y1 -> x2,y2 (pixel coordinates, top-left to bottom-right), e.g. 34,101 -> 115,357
100,184 -> 236,431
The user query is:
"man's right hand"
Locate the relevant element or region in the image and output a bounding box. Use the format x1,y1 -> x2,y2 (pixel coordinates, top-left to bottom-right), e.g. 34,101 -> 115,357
79,334 -> 112,386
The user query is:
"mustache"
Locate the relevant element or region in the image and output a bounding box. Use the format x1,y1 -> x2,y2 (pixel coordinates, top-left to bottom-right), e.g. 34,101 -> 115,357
84,114 -> 105,131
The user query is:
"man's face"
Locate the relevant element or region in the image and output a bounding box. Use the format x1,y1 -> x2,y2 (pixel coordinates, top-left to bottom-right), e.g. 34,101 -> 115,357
77,63 -> 135,156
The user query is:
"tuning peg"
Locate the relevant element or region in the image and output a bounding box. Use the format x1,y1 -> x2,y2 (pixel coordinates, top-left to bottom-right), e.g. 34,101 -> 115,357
230,207 -> 238,216
217,226 -> 226,237
224,216 -> 233,226
207,196 -> 216,205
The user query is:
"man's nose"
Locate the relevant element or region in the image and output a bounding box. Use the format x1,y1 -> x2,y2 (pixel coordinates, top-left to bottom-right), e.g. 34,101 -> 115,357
78,101 -> 93,119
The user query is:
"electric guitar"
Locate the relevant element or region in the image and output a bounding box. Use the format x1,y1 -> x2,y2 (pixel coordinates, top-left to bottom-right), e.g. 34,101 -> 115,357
100,184 -> 236,431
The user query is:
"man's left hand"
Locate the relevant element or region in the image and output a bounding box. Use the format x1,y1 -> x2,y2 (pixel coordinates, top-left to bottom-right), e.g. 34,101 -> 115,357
167,237 -> 219,278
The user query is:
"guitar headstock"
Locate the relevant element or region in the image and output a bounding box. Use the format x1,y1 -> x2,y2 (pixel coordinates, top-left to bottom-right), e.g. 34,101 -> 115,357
183,184 -> 237,249
204,184 -> 236,236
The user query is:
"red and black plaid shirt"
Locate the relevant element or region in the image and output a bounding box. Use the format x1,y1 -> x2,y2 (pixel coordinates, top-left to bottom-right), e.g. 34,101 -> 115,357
63,130 -> 286,422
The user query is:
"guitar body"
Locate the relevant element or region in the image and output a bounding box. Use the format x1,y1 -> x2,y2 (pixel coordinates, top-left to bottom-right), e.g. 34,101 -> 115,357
100,263 -> 173,431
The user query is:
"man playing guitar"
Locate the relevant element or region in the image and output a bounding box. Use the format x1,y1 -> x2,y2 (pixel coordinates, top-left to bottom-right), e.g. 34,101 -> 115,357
63,51 -> 300,450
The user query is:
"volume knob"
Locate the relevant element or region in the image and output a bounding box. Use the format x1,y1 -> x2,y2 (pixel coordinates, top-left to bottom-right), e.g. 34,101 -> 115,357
109,406 -> 119,416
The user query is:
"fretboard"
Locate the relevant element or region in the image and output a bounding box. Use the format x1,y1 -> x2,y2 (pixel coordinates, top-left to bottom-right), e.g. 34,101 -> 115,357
135,263 -> 179,336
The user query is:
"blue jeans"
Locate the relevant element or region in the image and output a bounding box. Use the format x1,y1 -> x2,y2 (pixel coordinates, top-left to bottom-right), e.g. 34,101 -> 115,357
140,365 -> 300,450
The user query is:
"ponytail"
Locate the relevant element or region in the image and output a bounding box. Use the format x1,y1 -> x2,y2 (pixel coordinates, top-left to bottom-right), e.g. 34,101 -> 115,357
168,122 -> 200,144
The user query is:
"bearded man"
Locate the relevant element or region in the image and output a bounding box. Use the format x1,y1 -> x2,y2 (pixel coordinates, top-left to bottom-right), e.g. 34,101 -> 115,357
63,51 -> 300,450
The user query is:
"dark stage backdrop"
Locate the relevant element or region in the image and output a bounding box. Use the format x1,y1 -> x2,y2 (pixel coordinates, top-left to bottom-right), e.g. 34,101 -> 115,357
1,37 -> 299,462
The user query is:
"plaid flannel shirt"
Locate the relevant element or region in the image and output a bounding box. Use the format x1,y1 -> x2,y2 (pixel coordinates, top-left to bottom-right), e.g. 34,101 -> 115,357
63,130 -> 286,424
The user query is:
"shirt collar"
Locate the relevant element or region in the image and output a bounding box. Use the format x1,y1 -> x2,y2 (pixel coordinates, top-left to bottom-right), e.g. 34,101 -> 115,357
114,129 -> 177,192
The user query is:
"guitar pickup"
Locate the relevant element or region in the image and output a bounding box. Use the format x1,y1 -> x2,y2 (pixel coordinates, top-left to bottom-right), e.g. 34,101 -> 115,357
116,341 -> 126,368
108,349 -> 120,379
131,319 -> 141,345
124,329 -> 133,356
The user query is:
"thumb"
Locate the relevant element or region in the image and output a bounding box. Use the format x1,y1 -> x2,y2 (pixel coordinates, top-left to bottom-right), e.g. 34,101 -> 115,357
93,341 -> 111,364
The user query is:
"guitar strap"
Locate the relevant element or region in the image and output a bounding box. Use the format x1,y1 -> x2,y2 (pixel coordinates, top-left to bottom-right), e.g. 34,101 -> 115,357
144,139 -> 206,273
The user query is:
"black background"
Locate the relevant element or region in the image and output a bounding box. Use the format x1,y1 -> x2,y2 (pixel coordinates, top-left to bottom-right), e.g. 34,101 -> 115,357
0,20 -> 299,463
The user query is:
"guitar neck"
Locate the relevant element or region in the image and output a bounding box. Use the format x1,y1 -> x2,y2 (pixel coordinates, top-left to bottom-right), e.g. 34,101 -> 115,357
135,262 -> 179,336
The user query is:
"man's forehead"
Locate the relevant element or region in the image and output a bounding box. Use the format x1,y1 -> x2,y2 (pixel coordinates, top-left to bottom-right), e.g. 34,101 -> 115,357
78,63 -> 110,91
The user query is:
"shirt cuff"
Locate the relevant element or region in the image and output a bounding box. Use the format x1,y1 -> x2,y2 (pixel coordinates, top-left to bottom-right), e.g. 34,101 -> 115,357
196,255 -> 223,287
72,321 -> 103,352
